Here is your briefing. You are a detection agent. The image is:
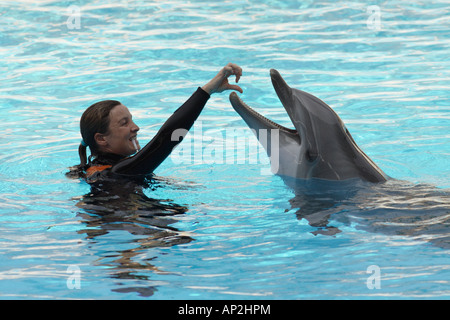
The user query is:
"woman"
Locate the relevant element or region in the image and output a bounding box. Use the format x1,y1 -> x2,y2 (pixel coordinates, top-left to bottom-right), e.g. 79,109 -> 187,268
68,63 -> 243,182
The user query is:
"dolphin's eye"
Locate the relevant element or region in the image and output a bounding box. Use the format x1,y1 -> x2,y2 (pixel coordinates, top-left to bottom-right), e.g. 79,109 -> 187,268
342,125 -> 349,135
344,126 -> 357,144
306,150 -> 318,162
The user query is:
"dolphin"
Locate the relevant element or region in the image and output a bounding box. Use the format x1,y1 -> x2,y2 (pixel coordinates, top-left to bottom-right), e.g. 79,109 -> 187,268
229,69 -> 388,183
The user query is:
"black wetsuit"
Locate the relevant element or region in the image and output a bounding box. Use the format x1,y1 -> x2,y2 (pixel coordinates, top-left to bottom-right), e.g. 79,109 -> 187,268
86,87 -> 210,181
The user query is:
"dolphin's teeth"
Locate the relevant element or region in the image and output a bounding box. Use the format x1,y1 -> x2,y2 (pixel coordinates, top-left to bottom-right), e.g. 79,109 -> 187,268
235,95 -> 296,133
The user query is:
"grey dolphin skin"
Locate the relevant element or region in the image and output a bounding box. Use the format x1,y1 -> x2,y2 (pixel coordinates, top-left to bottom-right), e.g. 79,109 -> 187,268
229,69 -> 388,183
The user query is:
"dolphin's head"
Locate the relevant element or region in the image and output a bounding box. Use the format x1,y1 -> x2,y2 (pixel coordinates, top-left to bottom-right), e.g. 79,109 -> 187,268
230,69 -> 387,182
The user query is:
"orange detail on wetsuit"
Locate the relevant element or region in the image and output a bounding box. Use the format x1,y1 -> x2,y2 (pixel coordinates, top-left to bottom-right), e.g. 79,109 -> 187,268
86,165 -> 112,177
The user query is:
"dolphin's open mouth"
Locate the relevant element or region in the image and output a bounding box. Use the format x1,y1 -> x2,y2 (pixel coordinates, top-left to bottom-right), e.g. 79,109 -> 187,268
229,92 -> 297,135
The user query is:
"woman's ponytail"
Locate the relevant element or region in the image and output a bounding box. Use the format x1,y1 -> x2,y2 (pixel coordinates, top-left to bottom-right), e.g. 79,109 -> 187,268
78,141 -> 88,168
66,142 -> 89,179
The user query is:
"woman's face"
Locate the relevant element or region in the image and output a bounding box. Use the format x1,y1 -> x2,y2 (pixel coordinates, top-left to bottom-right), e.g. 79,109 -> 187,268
97,104 -> 140,157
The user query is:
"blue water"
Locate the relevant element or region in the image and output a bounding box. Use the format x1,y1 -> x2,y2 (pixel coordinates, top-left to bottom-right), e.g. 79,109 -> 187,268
0,0 -> 449,299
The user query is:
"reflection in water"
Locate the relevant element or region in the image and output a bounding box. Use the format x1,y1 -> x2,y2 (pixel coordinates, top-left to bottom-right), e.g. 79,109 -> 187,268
72,173 -> 450,297
73,176 -> 193,297
284,177 -> 450,248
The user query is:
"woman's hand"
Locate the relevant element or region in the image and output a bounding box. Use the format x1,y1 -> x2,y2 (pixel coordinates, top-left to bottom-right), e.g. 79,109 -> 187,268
202,63 -> 243,95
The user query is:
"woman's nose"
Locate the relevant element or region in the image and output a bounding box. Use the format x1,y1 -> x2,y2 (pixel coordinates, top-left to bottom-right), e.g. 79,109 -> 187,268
131,121 -> 140,132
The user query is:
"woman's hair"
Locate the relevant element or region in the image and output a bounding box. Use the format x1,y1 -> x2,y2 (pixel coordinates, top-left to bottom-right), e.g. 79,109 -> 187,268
78,100 -> 121,167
